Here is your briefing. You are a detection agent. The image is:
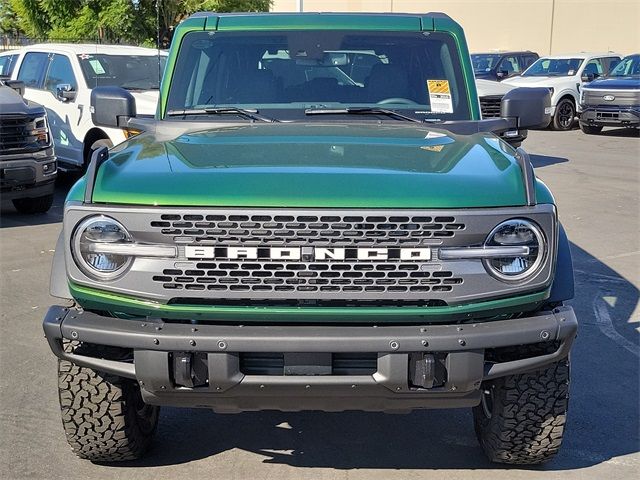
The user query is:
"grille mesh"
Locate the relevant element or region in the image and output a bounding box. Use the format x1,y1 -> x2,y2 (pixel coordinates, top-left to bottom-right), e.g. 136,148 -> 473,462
152,262 -> 463,295
479,95 -> 503,119
0,114 -> 41,154
150,213 -> 465,247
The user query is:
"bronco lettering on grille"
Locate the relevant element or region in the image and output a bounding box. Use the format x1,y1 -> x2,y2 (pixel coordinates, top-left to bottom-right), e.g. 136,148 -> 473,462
184,246 -> 431,261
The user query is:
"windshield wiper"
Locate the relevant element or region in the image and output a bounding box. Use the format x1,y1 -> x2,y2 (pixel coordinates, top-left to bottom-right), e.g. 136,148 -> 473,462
166,107 -> 277,123
304,107 -> 423,123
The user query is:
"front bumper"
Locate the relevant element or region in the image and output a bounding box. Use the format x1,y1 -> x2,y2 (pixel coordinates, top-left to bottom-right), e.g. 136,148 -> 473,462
579,106 -> 640,127
0,148 -> 57,200
44,304 -> 577,412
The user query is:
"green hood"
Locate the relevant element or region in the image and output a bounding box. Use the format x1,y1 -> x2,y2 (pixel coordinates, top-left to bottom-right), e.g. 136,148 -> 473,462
88,123 -> 545,208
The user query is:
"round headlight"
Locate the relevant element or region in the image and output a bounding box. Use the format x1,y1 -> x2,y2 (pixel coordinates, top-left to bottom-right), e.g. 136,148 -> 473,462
484,219 -> 546,281
72,216 -> 132,280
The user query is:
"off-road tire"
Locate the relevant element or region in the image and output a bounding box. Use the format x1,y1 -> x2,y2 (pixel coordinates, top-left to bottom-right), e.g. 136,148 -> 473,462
58,343 -> 159,462
12,193 -> 54,214
579,123 -> 603,135
551,98 -> 575,131
472,358 -> 570,464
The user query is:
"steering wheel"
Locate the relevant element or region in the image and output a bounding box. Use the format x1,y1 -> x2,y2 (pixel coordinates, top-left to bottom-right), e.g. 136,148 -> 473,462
377,97 -> 418,105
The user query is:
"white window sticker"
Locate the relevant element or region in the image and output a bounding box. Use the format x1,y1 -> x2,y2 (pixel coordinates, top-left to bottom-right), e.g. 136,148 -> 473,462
427,79 -> 454,114
89,59 -> 106,75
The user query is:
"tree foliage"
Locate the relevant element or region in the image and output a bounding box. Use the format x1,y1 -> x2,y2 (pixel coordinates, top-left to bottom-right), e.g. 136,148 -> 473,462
7,0 -> 271,45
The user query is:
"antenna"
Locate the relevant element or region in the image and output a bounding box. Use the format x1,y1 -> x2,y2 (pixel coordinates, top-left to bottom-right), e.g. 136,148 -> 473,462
156,0 -> 161,87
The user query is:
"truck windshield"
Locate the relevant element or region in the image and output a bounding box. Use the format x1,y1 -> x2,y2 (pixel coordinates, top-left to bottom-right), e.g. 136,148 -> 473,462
78,54 -> 167,90
471,54 -> 501,72
522,57 -> 583,77
166,30 -> 471,121
608,54 -> 640,77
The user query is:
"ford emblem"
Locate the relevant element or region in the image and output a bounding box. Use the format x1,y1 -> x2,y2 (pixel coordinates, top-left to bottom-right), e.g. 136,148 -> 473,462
603,94 -> 615,101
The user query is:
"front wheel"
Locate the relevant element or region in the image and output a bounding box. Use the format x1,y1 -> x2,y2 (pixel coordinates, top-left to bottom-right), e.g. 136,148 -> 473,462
579,123 -> 603,135
551,99 -> 576,131
58,343 -> 159,462
473,359 -> 570,464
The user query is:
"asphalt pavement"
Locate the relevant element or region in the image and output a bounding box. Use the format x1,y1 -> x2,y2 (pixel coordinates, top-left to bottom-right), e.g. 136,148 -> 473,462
0,126 -> 638,480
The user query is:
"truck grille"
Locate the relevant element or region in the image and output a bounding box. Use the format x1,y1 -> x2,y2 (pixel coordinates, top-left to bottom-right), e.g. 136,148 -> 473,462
240,353 -> 378,375
153,262 -> 463,297
479,95 -> 503,118
150,213 -> 466,246
582,89 -> 640,107
0,114 -> 40,154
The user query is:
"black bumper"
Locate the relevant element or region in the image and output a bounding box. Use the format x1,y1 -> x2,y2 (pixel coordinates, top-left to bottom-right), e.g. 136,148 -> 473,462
579,106 -> 640,127
0,148 -> 57,200
43,305 -> 577,413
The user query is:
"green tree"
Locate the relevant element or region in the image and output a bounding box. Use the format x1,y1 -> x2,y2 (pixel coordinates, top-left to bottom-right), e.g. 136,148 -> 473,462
9,0 -> 271,45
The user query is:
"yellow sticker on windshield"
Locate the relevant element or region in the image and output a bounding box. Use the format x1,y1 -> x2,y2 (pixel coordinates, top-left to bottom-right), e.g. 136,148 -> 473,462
427,79 -> 453,114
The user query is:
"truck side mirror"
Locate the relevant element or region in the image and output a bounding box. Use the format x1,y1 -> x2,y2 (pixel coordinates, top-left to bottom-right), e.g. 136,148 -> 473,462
497,70 -> 508,78
581,72 -> 595,82
90,86 -> 136,128
56,84 -> 76,102
501,87 -> 551,129
4,79 -> 25,96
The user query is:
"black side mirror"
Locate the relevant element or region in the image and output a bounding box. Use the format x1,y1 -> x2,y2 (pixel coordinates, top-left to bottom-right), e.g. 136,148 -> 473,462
581,72 -> 595,82
90,86 -> 136,128
4,79 -> 25,96
56,84 -> 76,102
501,87 -> 551,129
496,70 -> 507,78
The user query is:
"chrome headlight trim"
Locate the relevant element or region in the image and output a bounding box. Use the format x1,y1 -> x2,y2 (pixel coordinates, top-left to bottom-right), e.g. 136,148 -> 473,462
482,218 -> 547,283
71,215 -> 134,281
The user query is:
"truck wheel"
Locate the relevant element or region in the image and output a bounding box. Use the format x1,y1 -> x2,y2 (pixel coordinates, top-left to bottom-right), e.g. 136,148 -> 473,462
579,124 -> 603,135
551,99 -> 575,131
12,194 -> 54,214
472,359 -> 570,464
58,343 -> 159,462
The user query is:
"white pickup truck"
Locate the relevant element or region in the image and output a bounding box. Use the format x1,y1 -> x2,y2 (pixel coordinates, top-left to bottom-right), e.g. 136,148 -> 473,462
0,44 -> 166,169
504,52 -> 622,130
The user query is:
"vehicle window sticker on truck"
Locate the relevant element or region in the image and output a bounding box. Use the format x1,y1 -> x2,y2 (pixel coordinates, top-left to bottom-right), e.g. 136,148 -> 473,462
427,79 -> 454,113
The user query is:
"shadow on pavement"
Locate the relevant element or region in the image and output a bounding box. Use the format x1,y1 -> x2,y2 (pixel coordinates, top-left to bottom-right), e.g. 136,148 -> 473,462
529,153 -> 569,168
0,171 -> 80,228
99,242 -> 639,472
599,127 -> 640,138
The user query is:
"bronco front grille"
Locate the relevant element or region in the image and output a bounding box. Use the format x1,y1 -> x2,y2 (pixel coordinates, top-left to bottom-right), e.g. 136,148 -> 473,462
150,213 -> 466,246
152,262 -> 463,296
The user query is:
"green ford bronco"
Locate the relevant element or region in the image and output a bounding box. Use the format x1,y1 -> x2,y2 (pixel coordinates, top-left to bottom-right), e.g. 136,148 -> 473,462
44,12 -> 577,465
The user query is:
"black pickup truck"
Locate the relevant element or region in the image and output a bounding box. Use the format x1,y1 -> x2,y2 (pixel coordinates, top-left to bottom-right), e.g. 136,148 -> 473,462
0,79 -> 57,213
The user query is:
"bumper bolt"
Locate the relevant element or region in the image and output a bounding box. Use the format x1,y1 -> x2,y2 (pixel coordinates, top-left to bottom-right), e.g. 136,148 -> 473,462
421,340 -> 428,347
70,331 -> 78,339
458,339 -> 466,346
191,327 -> 198,332
389,340 -> 399,350
540,330 -> 550,340
153,338 -> 159,345
218,341 -> 227,350
189,340 -> 196,347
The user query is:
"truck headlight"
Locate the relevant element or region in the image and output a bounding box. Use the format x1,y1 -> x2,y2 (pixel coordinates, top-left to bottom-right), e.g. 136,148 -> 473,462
71,216 -> 133,280
31,115 -> 50,146
483,219 -> 545,281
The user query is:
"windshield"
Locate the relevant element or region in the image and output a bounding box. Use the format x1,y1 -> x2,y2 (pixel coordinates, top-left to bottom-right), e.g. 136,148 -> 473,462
522,57 -> 583,77
78,54 -> 167,90
471,54 -> 501,72
166,30 -> 471,121
608,54 -> 640,77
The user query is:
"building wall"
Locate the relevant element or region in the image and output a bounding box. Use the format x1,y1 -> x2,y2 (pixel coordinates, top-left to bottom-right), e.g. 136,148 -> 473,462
271,0 -> 640,56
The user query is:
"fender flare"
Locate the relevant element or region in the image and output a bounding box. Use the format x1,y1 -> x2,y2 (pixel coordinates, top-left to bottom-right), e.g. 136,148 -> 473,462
548,223 -> 575,303
50,231 -> 72,300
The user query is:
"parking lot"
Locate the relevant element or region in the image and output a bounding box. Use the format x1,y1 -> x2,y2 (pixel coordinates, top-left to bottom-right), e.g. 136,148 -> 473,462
0,127 -> 638,480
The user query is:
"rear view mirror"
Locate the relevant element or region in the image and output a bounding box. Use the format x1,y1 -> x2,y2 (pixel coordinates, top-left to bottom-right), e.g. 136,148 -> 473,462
501,87 -> 551,129
90,86 -> 136,128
